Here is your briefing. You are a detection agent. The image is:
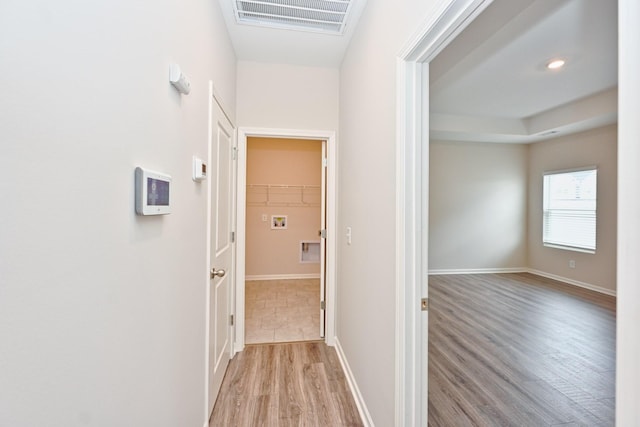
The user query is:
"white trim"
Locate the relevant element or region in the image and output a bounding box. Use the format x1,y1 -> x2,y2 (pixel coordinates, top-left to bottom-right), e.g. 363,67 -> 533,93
204,80 -> 214,427
543,165 -> 599,175
235,127 -> 337,354
617,1 -> 640,423
395,58 -> 426,427
245,273 -> 321,281
396,1 -> 496,425
211,84 -> 235,128
429,267 -> 527,275
542,243 -> 596,255
528,269 -> 617,297
334,338 -> 374,427
236,128 -> 247,354
399,0 -> 494,62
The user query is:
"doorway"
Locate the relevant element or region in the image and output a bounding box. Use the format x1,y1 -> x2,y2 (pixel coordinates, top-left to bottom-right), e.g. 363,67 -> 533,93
244,137 -> 324,344
395,1 -> 496,424
396,0 -> 627,425
235,128 -> 337,352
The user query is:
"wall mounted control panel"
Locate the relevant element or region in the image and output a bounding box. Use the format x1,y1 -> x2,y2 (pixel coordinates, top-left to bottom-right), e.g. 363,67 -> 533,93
135,167 -> 172,215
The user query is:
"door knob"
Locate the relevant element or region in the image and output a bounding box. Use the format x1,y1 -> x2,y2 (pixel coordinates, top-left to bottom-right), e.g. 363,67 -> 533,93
210,268 -> 226,279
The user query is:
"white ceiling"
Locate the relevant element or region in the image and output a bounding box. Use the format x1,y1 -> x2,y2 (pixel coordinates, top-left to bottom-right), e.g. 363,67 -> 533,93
218,0 -> 618,143
430,0 -> 618,143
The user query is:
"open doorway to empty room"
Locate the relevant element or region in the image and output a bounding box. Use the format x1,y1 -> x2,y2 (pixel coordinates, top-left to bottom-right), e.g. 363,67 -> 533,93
244,137 -> 324,343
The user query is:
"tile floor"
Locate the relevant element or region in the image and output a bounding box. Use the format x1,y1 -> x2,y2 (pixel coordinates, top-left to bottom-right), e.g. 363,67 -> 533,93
245,279 -> 321,344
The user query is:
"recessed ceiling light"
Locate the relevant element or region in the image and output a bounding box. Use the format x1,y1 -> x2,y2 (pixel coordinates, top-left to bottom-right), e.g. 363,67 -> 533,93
547,59 -> 566,70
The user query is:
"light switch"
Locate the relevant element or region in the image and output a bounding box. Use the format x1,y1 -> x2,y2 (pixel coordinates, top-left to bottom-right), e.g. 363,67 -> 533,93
346,226 -> 352,245
262,214 -> 267,222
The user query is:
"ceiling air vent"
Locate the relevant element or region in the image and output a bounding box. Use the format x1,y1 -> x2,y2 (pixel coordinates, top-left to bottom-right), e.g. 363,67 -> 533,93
233,0 -> 353,34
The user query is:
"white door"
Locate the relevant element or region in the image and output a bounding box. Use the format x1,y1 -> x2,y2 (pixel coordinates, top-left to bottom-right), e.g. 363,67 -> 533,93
207,95 -> 235,417
319,141 -> 327,338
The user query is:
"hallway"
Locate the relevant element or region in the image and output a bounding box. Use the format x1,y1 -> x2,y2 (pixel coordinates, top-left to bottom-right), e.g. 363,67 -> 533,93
210,341 -> 363,426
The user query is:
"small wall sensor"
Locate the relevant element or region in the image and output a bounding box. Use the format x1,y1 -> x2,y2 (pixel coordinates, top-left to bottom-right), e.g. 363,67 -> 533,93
169,63 -> 191,94
192,156 -> 207,182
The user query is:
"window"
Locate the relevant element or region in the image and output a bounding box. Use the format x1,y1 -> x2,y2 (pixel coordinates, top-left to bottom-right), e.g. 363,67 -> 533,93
543,167 -> 597,253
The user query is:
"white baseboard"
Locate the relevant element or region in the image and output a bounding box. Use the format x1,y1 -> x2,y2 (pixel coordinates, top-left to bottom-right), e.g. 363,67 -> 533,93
428,267 -> 616,297
428,267 -> 527,275
245,273 -> 320,281
527,269 -> 617,297
334,338 -> 374,427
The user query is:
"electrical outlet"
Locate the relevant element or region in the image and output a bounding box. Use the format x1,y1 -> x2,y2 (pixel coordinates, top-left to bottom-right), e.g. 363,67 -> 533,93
261,214 -> 267,222
569,260 -> 576,269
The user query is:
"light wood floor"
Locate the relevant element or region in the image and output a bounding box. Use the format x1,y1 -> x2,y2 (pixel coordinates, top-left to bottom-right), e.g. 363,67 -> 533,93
210,341 -> 363,426
246,279 -> 321,344
429,273 -> 616,426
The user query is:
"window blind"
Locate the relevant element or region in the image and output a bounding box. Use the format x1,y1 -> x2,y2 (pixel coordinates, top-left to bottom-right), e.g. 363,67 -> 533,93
543,168 -> 597,253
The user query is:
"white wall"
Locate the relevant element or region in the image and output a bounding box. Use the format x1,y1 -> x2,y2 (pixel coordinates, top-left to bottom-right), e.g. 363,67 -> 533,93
236,61 -> 339,130
528,125 -> 617,293
0,0 -> 236,425
429,141 -> 528,271
338,0 -> 438,424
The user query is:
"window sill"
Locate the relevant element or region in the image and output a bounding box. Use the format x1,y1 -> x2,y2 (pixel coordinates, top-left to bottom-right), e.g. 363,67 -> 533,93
543,243 -> 596,254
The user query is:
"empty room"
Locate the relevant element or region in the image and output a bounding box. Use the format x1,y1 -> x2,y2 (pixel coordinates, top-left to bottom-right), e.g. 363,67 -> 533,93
427,0 -> 617,425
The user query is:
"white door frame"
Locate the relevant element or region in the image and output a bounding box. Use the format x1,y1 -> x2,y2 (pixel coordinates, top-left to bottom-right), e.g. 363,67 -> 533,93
234,127 -> 337,353
395,0 -> 495,425
616,0 -> 640,425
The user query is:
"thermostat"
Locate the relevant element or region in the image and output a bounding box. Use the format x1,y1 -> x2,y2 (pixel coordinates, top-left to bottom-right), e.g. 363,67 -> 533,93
193,156 -> 207,182
135,167 -> 172,215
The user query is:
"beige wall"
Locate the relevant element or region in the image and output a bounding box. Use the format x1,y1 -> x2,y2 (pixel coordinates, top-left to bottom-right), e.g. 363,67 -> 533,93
429,141 -> 528,271
246,138 -> 322,278
528,125 -> 618,292
429,125 -> 617,293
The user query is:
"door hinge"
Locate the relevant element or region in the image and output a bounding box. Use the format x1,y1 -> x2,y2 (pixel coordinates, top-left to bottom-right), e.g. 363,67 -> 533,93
322,157 -> 328,167
230,314 -> 234,326
421,298 -> 429,311
231,231 -> 235,243
320,301 -> 326,310
233,146 -> 237,160
320,229 -> 327,239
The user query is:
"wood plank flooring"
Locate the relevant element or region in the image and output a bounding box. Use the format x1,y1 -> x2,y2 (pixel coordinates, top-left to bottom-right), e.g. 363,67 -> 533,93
210,341 -> 363,426
428,273 -> 616,427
